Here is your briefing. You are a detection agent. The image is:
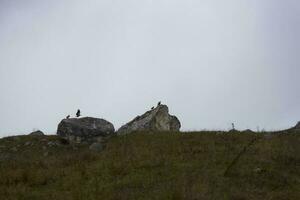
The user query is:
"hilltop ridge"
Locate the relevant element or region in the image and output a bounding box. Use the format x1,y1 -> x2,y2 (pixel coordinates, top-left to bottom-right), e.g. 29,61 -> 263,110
0,129 -> 299,199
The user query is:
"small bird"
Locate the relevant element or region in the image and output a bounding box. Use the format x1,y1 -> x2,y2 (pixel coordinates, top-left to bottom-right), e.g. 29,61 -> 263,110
151,106 -> 154,110
66,115 -> 70,119
76,109 -> 81,118
157,101 -> 161,106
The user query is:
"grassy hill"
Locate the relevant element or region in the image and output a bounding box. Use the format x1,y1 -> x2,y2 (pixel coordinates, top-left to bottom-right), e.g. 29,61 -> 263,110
0,131 -> 299,200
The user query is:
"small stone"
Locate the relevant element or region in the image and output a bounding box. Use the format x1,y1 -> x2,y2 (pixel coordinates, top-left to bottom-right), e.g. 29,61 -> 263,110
43,152 -> 49,157
47,141 -> 55,146
24,141 -> 31,146
253,167 -> 266,174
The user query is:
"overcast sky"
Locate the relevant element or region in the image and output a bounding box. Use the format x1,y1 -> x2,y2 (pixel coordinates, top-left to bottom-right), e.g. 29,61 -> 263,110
0,0 -> 299,136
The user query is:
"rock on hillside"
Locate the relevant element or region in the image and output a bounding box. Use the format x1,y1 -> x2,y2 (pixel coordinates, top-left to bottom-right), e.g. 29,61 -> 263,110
295,122 -> 300,129
242,129 -> 255,133
117,104 -> 181,134
57,117 -> 115,143
29,130 -> 44,136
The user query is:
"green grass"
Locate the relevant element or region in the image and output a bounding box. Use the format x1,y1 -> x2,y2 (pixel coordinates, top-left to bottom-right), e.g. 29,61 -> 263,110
0,131 -> 299,200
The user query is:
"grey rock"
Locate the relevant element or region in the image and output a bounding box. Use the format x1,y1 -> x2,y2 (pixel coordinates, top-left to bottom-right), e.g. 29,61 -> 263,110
57,117 -> 115,142
242,129 -> 254,133
89,142 -> 103,152
294,121 -> 300,130
243,129 -> 254,133
29,130 -> 44,136
253,167 -> 266,174
24,141 -> 32,146
253,167 -> 262,173
117,104 -> 181,134
47,141 -> 56,147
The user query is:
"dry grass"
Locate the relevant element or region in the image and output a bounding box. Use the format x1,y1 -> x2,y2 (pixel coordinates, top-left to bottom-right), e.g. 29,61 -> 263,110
0,131 -> 299,200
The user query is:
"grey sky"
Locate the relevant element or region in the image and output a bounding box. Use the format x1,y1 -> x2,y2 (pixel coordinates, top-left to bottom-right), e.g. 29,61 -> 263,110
0,0 -> 299,136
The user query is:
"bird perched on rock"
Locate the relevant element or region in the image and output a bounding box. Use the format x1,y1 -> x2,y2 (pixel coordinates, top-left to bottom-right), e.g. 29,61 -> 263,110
151,106 -> 154,110
76,109 -> 81,118
66,115 -> 70,119
157,101 -> 161,106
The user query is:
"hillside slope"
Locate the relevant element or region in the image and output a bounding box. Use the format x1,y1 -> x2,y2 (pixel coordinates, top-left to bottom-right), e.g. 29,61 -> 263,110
0,131 -> 299,200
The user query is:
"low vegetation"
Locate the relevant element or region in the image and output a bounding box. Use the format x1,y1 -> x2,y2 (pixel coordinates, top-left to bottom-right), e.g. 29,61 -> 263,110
0,131 -> 299,200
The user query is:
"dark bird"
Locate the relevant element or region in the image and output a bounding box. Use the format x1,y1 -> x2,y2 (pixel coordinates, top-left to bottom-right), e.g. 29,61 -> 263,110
66,115 -> 70,119
157,101 -> 161,106
151,106 -> 154,110
76,109 -> 81,118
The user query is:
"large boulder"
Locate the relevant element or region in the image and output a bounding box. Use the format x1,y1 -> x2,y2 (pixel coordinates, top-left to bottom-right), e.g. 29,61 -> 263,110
117,104 -> 181,134
57,117 -> 115,143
